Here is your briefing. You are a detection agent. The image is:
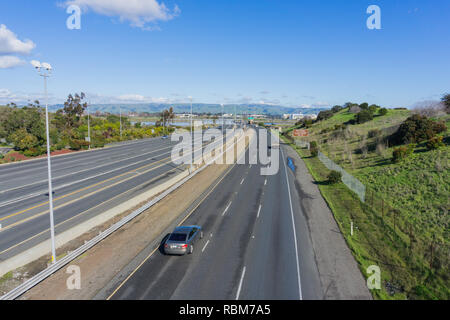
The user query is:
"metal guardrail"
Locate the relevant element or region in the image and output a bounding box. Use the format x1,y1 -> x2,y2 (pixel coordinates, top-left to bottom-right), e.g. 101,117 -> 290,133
0,130 -> 245,300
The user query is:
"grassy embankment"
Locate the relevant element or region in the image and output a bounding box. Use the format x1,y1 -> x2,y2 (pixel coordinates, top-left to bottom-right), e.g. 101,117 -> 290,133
281,108 -> 449,300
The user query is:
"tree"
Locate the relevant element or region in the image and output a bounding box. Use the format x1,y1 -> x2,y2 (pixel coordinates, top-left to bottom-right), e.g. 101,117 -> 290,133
368,105 -> 378,114
359,102 -> 369,110
390,114 -> 447,145
309,141 -> 319,157
355,109 -> 374,124
2,102 -> 45,146
317,110 -> 334,121
9,128 -> 40,151
54,93 -> 88,133
379,108 -> 388,116
442,93 -> 450,114
331,105 -> 343,113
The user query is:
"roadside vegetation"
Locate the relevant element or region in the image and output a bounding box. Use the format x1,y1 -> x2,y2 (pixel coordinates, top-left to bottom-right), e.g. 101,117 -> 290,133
0,93 -> 177,164
281,95 -> 449,300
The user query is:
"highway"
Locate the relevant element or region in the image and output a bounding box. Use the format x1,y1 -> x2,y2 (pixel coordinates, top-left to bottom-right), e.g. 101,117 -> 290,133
107,139 -> 323,300
0,129 -> 232,264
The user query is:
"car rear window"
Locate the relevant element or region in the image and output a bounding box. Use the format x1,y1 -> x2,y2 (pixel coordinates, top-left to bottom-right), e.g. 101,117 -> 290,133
169,233 -> 187,242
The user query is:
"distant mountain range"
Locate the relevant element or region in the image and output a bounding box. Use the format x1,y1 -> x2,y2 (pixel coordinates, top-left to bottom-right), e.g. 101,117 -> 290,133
48,103 -> 328,116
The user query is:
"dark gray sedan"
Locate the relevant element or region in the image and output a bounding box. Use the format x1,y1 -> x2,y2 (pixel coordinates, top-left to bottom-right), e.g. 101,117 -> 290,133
163,226 -> 203,255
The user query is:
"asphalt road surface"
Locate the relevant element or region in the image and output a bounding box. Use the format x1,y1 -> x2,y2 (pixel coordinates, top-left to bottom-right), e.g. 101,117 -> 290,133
108,141 -> 323,300
0,128 -> 234,262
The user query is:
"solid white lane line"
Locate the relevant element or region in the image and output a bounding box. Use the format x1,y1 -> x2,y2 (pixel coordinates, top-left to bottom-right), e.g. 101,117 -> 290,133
222,202 -> 232,216
202,240 -> 210,252
257,204 -> 262,218
235,266 -> 246,300
281,148 -> 303,300
240,178 -> 245,185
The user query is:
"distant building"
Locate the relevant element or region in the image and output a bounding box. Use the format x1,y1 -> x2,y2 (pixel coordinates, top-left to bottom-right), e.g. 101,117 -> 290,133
283,113 -> 317,121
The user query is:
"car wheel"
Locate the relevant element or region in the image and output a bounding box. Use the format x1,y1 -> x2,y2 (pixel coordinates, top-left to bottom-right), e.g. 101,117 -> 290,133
189,245 -> 194,254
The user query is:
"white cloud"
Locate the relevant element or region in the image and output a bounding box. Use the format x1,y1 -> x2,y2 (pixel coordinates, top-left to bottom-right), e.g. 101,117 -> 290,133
0,24 -> 35,55
64,0 -> 180,28
0,55 -> 25,69
0,88 -> 54,105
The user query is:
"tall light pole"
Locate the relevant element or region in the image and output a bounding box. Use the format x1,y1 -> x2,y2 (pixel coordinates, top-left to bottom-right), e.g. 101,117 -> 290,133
119,107 -> 122,140
87,101 -> 91,150
221,103 -> 224,136
189,96 -> 193,172
31,60 -> 57,264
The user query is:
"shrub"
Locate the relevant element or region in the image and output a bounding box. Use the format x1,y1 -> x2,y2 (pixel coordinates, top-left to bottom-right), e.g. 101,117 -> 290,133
55,142 -> 65,150
379,108 -> 388,116
331,105 -> 343,113
69,139 -> 89,150
23,147 -> 44,157
426,136 -> 445,150
317,110 -> 334,121
328,170 -> 342,184
390,115 -> 447,145
309,141 -> 319,157
9,128 -> 40,151
0,154 -> 4,160
368,105 -> 378,114
392,144 -> 414,163
359,102 -> 369,110
355,110 -> 374,124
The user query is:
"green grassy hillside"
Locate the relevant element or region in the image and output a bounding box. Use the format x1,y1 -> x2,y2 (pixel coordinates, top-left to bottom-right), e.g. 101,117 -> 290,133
284,107 -> 449,299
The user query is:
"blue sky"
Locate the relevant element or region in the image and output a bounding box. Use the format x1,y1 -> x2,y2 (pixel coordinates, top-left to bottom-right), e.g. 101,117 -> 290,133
0,0 -> 449,109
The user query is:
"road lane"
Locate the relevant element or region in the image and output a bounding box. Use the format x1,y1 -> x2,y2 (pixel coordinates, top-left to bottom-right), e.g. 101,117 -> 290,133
0,129 -> 235,263
108,139 -> 323,300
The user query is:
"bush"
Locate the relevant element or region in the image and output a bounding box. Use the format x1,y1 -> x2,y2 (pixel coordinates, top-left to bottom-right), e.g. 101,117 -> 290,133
309,141 -> 318,157
23,147 -> 44,157
0,153 -> 4,160
9,128 -> 40,151
390,115 -> 447,145
69,139 -> 89,150
359,102 -> 369,110
331,105 -> 343,113
368,105 -> 378,114
328,170 -> 342,184
379,108 -> 388,116
92,135 -> 106,148
426,136 -> 445,150
392,144 -> 414,163
317,110 -> 334,122
355,110 -> 374,124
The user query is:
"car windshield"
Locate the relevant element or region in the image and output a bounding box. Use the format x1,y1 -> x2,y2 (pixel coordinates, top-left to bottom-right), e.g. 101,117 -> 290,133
169,233 -> 187,242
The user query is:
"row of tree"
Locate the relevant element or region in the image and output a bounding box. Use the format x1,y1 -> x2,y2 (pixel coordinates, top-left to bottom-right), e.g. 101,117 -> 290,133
0,93 -> 174,159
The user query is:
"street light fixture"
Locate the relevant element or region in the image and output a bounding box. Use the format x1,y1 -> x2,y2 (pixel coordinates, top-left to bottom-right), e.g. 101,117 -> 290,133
31,60 -> 57,264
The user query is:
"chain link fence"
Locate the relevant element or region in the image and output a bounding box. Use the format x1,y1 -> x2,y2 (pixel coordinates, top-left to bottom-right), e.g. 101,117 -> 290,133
317,151 -> 366,202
